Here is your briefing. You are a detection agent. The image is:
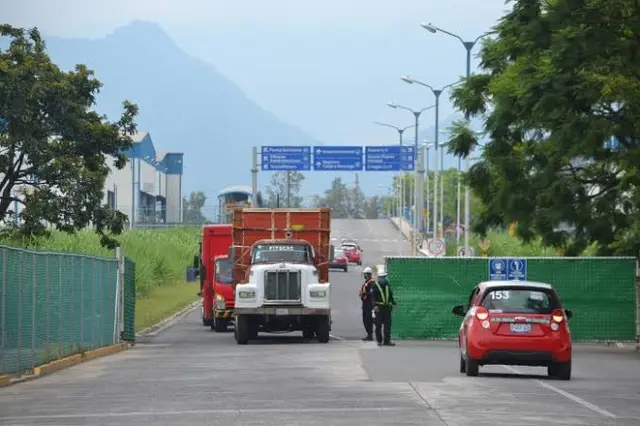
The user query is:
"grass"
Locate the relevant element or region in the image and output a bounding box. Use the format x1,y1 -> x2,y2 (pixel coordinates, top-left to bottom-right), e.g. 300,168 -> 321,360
0,227 -> 201,297
135,281 -> 200,331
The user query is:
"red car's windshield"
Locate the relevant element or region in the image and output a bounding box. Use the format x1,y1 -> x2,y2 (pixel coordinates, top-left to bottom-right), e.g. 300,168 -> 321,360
480,288 -> 558,314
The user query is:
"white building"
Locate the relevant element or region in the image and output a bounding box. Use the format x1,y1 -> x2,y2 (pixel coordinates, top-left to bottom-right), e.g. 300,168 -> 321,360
103,131 -> 184,227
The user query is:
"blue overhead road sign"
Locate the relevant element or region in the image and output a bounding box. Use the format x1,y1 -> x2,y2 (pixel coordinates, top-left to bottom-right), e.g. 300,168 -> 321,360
364,146 -> 415,171
313,146 -> 363,171
261,146 -> 311,171
488,258 -> 528,281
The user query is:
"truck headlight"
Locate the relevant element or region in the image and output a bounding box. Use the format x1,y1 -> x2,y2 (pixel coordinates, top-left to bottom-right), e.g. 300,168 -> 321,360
215,294 -> 225,308
310,290 -> 327,298
238,290 -> 255,299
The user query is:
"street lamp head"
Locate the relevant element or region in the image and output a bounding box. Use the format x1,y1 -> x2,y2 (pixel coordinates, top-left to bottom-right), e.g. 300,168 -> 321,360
401,76 -> 414,84
421,22 -> 437,33
387,102 -> 398,109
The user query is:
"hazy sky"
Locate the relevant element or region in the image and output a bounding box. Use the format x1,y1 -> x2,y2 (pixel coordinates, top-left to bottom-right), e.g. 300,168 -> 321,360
3,0 -> 509,145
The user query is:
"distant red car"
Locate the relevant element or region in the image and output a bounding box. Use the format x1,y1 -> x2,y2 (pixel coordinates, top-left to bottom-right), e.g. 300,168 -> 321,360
340,243 -> 362,265
329,248 -> 349,272
452,280 -> 573,380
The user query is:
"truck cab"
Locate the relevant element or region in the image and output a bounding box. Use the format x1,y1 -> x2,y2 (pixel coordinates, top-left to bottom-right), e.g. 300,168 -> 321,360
229,208 -> 332,344
196,224 -> 232,329
211,254 -> 235,331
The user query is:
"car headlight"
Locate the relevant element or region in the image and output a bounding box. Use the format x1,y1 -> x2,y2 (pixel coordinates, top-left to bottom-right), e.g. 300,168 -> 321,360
310,290 -> 327,298
238,290 -> 255,299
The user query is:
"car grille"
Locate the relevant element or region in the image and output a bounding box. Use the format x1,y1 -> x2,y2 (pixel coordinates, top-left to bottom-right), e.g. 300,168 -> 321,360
264,270 -> 301,302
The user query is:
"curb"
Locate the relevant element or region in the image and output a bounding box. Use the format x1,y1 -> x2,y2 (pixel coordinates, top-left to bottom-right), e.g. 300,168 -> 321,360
136,300 -> 200,337
0,342 -> 129,388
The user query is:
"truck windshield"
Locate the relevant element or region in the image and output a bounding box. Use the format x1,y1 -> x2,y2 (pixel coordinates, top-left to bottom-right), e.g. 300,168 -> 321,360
252,244 -> 311,264
215,259 -> 233,284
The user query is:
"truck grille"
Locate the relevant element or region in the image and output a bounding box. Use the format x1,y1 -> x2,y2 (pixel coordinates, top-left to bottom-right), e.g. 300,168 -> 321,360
264,270 -> 301,302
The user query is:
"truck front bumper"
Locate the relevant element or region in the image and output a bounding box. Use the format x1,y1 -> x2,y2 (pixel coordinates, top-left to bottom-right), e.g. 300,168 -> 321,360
234,307 -> 330,316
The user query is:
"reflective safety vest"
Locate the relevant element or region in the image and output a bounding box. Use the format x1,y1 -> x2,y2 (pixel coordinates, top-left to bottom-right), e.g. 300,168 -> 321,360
360,279 -> 374,300
373,281 -> 390,305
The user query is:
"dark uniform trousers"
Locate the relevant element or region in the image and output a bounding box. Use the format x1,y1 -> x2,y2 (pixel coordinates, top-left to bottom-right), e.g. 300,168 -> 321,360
362,300 -> 373,337
374,305 -> 392,344
360,279 -> 374,337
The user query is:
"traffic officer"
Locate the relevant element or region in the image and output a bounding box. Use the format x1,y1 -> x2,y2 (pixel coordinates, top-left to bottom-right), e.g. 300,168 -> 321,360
359,267 -> 375,341
370,267 -> 397,346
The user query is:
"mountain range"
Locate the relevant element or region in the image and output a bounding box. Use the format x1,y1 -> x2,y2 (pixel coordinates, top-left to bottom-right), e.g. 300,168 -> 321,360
5,20 -> 477,202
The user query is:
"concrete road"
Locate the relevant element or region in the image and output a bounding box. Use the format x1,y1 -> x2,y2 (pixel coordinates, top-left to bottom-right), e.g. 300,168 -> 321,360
1,219 -> 640,425
329,218 -> 412,340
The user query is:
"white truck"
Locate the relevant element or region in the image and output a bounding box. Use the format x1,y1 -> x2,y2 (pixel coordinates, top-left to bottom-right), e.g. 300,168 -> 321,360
229,208 -> 332,344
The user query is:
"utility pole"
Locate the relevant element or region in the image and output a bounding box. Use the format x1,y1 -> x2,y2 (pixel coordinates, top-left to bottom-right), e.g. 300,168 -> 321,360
286,171 -> 291,207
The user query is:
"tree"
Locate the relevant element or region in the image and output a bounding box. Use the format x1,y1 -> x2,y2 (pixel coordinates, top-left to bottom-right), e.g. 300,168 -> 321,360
0,25 -> 138,248
265,171 -> 305,207
183,191 -> 207,224
312,177 -> 349,217
447,0 -> 640,256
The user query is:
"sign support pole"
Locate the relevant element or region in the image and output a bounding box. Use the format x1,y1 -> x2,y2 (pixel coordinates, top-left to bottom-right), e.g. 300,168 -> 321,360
251,146 -> 259,206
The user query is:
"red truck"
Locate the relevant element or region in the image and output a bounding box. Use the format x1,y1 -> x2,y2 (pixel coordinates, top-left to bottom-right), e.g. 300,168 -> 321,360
196,224 -> 233,331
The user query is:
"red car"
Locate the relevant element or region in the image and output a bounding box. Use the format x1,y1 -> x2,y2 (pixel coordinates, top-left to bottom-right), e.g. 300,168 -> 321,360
340,243 -> 362,265
452,280 -> 573,380
330,247 -> 349,272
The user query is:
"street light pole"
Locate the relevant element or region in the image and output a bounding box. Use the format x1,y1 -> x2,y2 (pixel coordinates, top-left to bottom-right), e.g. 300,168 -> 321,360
386,104 -> 435,252
400,77 -> 458,240
373,121 -> 415,226
422,22 -> 491,255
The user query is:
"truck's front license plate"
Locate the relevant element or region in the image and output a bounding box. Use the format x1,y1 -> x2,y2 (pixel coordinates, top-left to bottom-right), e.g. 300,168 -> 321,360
275,308 -> 289,316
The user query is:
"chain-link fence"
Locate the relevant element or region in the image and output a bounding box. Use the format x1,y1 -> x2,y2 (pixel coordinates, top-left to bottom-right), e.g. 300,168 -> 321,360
387,256 -> 638,342
0,245 -> 126,376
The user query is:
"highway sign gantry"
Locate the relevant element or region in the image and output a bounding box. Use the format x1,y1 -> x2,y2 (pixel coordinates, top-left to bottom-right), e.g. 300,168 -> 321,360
261,146 -> 311,171
313,146 -> 363,171
259,145 -> 416,171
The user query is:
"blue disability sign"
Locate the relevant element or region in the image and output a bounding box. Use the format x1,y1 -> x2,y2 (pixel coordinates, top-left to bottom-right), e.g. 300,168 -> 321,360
488,258 -> 528,281
261,146 -> 311,171
364,146 -> 415,171
313,146 -> 363,171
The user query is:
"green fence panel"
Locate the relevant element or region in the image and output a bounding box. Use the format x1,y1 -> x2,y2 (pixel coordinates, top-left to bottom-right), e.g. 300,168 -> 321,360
122,257 -> 136,343
0,245 -> 119,376
387,256 -> 637,342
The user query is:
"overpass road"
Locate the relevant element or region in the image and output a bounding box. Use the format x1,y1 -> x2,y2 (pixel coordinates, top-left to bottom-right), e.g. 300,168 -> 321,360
1,219 -> 640,425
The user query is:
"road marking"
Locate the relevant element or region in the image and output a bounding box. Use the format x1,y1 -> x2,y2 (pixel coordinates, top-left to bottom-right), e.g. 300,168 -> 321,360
501,366 -> 617,418
0,406 -> 414,421
330,333 -> 345,340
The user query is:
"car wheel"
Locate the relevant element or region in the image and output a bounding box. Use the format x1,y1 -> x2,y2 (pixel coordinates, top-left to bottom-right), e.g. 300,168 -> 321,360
465,356 -> 479,377
552,360 -> 571,380
344,266 -> 348,272
459,355 -> 466,374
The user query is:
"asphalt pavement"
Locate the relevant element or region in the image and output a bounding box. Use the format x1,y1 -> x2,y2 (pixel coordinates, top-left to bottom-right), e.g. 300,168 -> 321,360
1,219 -> 640,425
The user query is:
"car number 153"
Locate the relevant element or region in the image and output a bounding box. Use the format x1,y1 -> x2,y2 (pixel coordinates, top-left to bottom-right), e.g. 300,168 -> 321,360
490,291 -> 510,300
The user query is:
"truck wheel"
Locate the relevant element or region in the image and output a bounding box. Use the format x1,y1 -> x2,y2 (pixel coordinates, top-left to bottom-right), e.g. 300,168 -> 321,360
235,315 -> 250,345
316,316 -> 330,343
212,317 -> 228,332
302,328 -> 314,340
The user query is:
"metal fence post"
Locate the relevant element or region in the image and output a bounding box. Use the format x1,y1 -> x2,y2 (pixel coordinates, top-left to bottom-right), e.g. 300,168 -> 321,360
45,255 -> 50,353
100,260 -> 105,347
17,252 -> 23,375
0,248 -> 7,374
92,258 -> 97,350
80,257 -> 84,350
31,253 -> 36,372
114,248 -> 122,344
58,255 -> 63,357
636,258 -> 639,352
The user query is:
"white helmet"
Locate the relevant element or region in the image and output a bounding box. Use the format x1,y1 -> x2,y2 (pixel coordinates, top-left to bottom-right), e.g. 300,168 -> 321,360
362,267 -> 373,274
376,265 -> 387,277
